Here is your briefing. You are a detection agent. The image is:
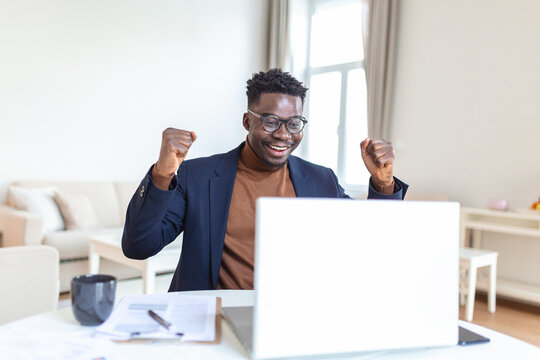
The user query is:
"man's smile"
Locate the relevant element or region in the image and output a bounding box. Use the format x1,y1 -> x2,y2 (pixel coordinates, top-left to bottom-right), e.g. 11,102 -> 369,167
268,144 -> 289,151
266,143 -> 292,155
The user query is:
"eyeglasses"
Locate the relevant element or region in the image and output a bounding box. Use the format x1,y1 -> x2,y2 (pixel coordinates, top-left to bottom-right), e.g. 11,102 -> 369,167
247,110 -> 307,134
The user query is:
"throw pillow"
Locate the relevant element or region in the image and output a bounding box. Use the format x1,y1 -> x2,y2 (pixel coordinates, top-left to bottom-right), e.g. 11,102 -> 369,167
8,186 -> 65,232
54,191 -> 101,231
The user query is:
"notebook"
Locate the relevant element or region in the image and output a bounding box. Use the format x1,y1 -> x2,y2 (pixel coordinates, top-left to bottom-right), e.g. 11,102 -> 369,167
223,198 -> 460,359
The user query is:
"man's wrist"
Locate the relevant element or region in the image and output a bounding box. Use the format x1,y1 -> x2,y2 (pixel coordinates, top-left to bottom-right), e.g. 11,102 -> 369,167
151,163 -> 174,190
371,177 -> 395,195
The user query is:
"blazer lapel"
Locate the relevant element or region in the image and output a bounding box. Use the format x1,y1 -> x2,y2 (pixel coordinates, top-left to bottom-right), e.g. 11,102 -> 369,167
288,155 -> 316,197
208,144 -> 243,288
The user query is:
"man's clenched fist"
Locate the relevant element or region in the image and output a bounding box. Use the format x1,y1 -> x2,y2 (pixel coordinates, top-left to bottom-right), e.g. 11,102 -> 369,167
152,128 -> 197,190
360,138 -> 395,194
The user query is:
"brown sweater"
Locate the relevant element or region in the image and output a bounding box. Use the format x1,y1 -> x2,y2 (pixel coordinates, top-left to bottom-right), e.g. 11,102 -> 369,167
217,142 -> 296,289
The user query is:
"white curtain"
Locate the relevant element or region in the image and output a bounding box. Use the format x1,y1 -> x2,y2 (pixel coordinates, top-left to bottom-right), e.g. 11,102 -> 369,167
363,0 -> 399,140
267,0 -> 290,70
266,0 -> 310,86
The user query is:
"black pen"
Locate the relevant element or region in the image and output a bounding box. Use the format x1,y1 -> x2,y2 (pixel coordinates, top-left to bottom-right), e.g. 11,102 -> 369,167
147,310 -> 184,337
148,310 -> 172,330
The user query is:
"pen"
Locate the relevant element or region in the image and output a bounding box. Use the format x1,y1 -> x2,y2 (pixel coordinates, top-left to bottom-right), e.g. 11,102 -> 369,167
148,310 -> 172,330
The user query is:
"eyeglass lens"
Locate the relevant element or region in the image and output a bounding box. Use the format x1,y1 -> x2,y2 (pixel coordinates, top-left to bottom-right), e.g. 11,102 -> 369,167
262,115 -> 305,134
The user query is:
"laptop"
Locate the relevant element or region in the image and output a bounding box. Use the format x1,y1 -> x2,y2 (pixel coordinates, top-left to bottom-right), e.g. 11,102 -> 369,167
223,198 -> 460,359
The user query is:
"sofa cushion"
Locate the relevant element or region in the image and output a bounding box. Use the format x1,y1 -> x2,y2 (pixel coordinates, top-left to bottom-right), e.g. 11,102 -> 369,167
54,190 -> 100,231
43,228 -> 123,260
8,186 -> 65,232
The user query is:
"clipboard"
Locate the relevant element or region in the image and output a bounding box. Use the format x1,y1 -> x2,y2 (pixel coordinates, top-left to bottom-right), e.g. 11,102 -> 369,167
110,296 -> 222,344
196,296 -> 221,344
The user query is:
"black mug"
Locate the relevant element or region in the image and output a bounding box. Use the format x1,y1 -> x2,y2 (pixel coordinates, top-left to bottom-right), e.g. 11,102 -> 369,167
71,274 -> 116,326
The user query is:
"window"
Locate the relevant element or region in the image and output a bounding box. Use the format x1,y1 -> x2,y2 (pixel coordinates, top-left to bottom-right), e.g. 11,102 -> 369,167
302,0 -> 370,190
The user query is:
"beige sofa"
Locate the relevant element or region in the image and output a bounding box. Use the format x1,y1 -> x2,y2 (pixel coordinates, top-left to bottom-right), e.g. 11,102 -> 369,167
0,180 -> 149,292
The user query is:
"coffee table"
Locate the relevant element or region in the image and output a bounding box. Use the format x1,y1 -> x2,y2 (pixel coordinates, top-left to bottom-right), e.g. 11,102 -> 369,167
88,233 -> 181,294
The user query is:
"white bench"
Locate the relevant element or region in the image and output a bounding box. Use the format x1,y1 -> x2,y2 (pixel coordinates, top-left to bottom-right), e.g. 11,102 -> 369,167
89,234 -> 181,294
459,247 -> 498,321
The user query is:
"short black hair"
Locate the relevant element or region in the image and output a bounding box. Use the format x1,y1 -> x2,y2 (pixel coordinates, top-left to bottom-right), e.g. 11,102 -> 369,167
246,68 -> 308,107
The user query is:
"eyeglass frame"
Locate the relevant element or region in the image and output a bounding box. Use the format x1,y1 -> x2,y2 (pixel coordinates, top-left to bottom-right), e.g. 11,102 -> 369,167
247,110 -> 308,134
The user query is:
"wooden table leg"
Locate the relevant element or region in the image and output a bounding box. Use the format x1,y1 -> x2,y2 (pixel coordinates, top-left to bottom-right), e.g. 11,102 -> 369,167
142,263 -> 156,294
88,243 -> 100,274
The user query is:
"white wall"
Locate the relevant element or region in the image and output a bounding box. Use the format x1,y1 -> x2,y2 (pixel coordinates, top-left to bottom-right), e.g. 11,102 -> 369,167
392,0 -> 540,208
392,0 -> 540,287
0,0 -> 267,202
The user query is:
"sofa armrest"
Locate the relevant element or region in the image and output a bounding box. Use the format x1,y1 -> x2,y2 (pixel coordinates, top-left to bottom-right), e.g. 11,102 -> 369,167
0,205 -> 44,247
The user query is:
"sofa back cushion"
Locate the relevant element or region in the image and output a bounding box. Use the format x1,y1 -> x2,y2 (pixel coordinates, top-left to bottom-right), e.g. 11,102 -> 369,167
10,181 -> 122,228
54,190 -> 101,230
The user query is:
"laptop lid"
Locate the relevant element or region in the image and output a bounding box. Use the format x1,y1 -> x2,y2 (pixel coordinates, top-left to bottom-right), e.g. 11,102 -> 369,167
251,198 -> 459,359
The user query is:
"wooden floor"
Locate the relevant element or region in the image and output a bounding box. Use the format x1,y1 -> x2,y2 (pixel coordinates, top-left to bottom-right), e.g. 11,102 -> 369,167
459,294 -> 540,347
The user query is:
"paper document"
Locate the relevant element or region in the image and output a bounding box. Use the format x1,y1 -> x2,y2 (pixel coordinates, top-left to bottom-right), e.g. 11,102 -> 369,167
95,294 -> 217,341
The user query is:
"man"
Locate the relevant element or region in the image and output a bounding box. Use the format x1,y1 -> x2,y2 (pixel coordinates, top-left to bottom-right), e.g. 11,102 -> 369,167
122,68 -> 408,292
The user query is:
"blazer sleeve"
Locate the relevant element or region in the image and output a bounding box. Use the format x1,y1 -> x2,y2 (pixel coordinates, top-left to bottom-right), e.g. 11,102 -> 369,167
367,177 -> 409,200
121,164 -> 187,260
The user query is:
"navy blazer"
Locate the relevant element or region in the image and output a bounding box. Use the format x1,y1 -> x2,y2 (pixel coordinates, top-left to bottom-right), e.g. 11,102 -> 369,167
122,142 -> 408,291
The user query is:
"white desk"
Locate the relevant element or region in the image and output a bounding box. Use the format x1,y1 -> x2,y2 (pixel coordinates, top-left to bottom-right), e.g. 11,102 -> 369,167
1,290 -> 538,359
461,207 -> 540,304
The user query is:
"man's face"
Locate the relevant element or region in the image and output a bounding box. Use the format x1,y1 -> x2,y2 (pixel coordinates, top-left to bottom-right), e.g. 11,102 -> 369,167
243,93 -> 303,169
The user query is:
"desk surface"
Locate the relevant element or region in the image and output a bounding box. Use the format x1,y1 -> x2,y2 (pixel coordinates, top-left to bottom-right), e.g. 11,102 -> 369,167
1,290 -> 538,359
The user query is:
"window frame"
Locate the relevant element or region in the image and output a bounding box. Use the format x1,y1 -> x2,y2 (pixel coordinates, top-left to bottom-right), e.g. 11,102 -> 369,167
302,0 -> 368,196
